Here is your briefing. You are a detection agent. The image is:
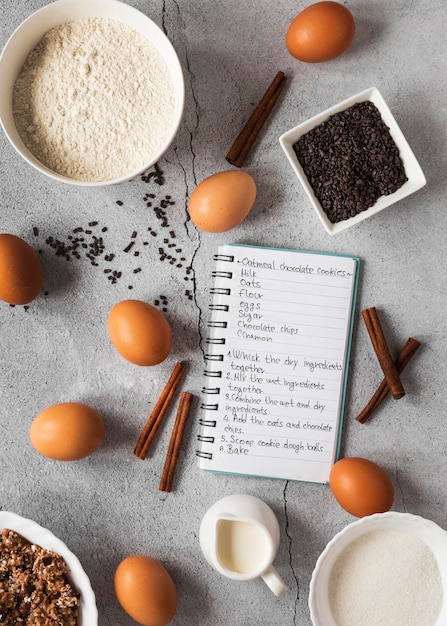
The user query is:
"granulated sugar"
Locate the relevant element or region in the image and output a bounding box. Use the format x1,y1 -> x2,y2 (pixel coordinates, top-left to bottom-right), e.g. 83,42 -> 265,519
328,529 -> 443,626
13,18 -> 175,182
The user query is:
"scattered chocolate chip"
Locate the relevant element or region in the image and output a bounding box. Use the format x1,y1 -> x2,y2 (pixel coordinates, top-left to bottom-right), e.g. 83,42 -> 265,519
27,164 -> 194,302
123,241 -> 135,253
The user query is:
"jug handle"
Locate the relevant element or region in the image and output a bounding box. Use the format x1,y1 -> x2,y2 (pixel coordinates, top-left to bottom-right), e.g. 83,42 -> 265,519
261,564 -> 287,597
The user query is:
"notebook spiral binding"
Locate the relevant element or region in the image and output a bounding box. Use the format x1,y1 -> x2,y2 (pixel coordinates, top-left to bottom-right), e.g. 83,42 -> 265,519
204,370 -> 222,378
205,354 -> 224,362
200,403 -> 218,411
210,287 -> 231,296
201,387 -> 220,395
197,251 -> 235,460
196,451 -> 213,460
197,435 -> 215,444
199,418 -> 217,427
206,337 -> 226,345
208,321 -> 227,328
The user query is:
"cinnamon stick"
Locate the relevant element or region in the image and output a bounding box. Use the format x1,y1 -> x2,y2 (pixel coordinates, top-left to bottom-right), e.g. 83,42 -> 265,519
159,392 -> 193,492
357,337 -> 421,424
225,71 -> 287,168
361,307 -> 405,400
134,362 -> 185,460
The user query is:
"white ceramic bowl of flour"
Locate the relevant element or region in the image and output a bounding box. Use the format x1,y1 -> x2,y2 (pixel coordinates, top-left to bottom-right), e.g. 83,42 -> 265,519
0,0 -> 184,186
309,511 -> 447,626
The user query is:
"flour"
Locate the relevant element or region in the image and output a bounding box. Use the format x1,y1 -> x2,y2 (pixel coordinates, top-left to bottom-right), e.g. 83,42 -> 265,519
328,529 -> 443,626
12,18 -> 175,182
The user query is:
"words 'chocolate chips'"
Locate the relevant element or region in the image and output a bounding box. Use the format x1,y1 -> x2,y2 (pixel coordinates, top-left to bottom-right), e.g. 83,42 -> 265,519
293,101 -> 408,224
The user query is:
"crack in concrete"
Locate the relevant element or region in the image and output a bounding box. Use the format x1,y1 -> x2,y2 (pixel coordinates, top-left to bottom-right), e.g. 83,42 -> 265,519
394,462 -> 406,512
283,481 -> 299,625
163,0 -> 203,358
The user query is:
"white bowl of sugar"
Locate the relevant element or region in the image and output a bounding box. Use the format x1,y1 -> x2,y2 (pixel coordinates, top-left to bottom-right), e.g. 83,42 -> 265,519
0,0 -> 184,186
309,511 -> 447,626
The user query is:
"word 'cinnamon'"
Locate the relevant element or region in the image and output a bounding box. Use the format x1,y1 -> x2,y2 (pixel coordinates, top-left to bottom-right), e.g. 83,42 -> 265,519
225,71 -> 287,168
356,337 -> 421,424
134,362 -> 185,460
159,392 -> 193,492
361,307 -> 405,400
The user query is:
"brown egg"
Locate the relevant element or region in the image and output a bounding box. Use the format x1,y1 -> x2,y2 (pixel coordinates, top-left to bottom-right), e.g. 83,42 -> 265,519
286,1 -> 355,63
189,170 -> 256,233
29,402 -> 105,461
108,300 -> 172,366
114,555 -> 177,626
329,457 -> 394,517
0,233 -> 42,305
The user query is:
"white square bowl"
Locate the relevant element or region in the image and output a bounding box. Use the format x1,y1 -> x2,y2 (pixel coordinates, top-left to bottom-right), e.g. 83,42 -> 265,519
279,87 -> 426,235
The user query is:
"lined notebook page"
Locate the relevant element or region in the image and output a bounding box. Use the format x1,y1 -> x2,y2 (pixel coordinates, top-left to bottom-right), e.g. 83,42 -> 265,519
198,243 -> 359,483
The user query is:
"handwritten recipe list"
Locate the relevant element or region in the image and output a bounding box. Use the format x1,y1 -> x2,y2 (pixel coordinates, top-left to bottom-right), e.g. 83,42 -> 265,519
198,244 -> 359,483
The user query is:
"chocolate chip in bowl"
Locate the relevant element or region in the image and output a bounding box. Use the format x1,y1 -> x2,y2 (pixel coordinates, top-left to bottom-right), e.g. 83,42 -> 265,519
279,87 -> 426,235
0,511 -> 97,625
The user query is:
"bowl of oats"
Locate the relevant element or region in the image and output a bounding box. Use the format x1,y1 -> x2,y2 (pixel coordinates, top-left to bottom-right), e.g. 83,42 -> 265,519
0,0 -> 184,186
0,511 -> 98,625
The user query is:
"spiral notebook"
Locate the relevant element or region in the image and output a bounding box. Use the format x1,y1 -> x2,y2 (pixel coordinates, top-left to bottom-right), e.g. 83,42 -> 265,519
197,243 -> 360,483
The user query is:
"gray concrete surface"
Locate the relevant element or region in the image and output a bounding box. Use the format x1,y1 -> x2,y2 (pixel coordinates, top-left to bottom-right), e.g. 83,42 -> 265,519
1,1 -> 446,625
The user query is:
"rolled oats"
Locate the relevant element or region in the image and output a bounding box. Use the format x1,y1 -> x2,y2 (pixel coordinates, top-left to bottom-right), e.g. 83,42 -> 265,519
0,528 -> 80,625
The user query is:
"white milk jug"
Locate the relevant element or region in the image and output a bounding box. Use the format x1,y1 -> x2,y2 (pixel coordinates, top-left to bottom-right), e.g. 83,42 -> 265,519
199,494 -> 287,597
